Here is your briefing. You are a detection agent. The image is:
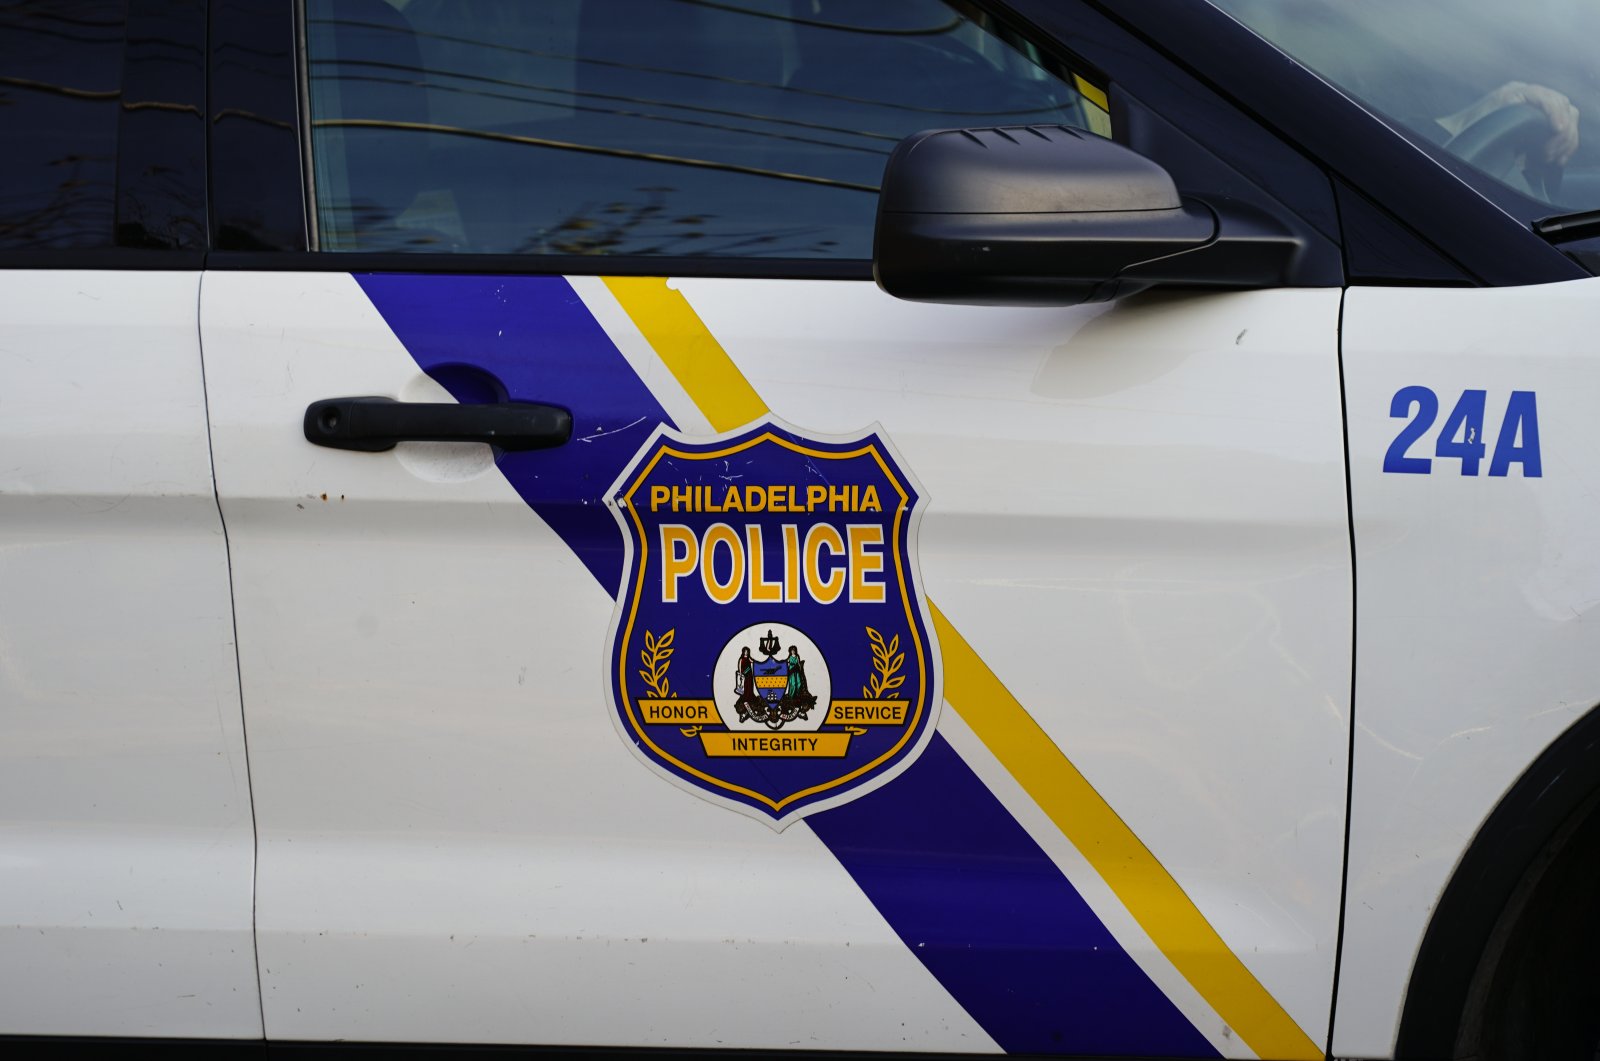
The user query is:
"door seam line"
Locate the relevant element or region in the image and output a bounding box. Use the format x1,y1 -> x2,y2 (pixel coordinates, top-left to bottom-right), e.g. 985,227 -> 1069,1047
194,270 -> 270,1040
1323,282 -> 1359,1061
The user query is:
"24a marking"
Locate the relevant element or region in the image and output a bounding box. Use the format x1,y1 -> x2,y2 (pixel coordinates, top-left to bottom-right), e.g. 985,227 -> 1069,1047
1384,387 -> 1541,476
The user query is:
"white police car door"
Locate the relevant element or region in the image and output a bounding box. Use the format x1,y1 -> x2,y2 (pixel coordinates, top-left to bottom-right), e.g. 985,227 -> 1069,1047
201,1 -> 1350,1055
0,1 -> 260,1040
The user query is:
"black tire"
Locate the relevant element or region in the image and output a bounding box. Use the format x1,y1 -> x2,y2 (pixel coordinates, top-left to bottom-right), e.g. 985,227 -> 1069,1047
1457,797 -> 1600,1060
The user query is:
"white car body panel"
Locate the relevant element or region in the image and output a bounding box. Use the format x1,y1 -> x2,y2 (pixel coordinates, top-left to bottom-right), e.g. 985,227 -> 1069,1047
0,271 -> 260,1038
200,270 -> 1349,1052
199,272 -> 995,1051
1333,275 -> 1600,1058
676,278 -> 1353,1041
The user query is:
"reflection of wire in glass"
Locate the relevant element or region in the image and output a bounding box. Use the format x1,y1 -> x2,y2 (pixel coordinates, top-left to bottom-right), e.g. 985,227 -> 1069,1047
663,0 -> 962,36
122,100 -> 201,115
316,73 -> 892,157
311,58 -> 901,144
6,8 -> 122,30
308,19 -> 1071,118
0,16 -> 123,48
212,107 -> 295,131
313,118 -> 880,192
0,75 -> 118,101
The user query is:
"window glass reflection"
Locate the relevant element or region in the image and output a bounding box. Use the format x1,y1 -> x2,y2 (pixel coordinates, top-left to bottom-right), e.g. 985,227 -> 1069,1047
304,0 -> 1102,257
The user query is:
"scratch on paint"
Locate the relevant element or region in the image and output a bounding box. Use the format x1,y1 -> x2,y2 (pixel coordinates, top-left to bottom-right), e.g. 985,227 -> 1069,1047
802,460 -> 834,486
579,416 -> 647,443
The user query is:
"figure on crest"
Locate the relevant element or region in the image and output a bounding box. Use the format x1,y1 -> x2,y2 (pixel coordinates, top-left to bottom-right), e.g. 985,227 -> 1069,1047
732,630 -> 817,729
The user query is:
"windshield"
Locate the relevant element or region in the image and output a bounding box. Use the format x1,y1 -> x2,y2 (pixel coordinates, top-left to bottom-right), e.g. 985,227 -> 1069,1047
1210,0 -> 1600,219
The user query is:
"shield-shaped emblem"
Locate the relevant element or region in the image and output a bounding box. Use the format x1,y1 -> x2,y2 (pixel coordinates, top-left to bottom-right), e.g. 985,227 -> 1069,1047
603,417 -> 940,828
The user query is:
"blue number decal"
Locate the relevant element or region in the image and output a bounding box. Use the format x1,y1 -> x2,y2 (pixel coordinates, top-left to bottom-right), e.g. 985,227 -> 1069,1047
1386,387 -> 1543,477
1435,389 -> 1487,475
1488,390 -> 1542,477
1384,385 -> 1438,474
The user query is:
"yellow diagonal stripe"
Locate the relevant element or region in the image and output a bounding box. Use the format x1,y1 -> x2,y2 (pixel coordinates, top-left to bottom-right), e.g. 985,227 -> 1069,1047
602,275 -> 1321,1061
931,602 -> 1321,1060
602,276 -> 767,432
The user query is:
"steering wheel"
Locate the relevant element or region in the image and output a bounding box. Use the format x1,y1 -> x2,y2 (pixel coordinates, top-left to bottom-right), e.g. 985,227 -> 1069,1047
1443,101 -> 1564,200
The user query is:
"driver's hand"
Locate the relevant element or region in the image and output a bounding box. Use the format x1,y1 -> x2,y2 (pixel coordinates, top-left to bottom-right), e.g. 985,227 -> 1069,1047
1440,81 -> 1580,164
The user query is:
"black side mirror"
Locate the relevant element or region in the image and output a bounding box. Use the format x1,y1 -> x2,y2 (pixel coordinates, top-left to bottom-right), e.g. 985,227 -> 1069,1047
873,125 -> 1303,306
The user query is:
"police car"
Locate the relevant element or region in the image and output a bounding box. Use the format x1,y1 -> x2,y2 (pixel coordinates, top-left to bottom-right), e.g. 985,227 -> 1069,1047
3,1 -> 1598,1059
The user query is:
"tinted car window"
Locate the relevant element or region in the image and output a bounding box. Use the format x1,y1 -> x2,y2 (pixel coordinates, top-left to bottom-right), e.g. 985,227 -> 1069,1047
0,0 -> 127,250
1212,0 -> 1600,218
302,0 -> 1105,258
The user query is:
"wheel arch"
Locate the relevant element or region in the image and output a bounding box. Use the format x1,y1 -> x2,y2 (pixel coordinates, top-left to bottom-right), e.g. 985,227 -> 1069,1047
1395,700 -> 1600,1058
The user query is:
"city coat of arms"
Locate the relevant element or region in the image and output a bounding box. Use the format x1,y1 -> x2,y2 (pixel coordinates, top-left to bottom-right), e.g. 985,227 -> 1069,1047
603,417 -> 941,828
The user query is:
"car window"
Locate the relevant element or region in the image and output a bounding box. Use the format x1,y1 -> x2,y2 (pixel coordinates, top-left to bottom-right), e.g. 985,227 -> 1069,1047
1210,0 -> 1600,219
0,0 -> 127,250
300,0 -> 1108,258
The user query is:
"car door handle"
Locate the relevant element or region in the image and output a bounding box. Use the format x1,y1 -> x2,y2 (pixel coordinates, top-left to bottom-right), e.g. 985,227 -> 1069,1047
304,396 -> 573,452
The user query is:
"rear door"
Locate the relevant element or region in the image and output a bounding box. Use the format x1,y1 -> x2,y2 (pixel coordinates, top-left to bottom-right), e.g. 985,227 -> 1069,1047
202,1 -> 1352,1055
0,0 -> 260,1039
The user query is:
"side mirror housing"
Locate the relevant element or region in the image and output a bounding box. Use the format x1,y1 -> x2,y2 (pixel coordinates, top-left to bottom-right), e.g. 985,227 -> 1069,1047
872,125 -> 1303,306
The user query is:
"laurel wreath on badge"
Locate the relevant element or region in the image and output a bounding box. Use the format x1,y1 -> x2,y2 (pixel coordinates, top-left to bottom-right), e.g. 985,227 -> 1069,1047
639,628 -> 675,698
640,629 -> 704,737
864,627 -> 905,700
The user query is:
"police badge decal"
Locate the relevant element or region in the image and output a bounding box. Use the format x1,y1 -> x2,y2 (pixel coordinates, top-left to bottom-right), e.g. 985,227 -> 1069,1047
604,418 -> 941,828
